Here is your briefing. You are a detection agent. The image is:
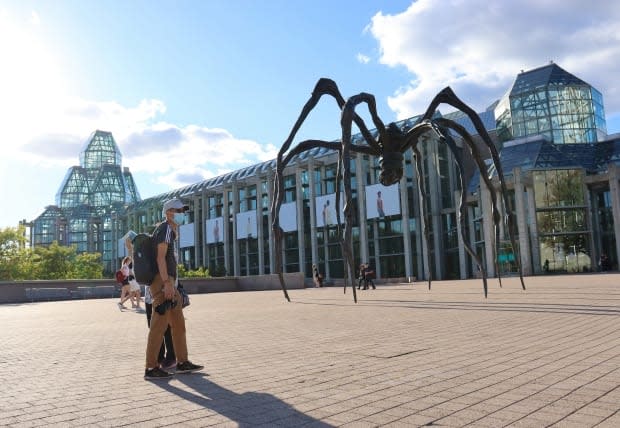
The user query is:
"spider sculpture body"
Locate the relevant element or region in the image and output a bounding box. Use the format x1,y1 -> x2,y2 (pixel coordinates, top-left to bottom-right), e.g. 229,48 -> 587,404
270,78 -> 525,302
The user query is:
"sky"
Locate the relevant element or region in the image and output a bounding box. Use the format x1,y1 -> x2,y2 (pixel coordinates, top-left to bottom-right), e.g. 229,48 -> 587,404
2,0 -> 620,229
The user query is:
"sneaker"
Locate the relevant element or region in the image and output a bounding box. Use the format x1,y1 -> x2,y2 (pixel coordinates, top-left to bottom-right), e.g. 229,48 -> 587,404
117,302 -> 125,310
176,361 -> 204,374
161,359 -> 177,371
144,367 -> 173,380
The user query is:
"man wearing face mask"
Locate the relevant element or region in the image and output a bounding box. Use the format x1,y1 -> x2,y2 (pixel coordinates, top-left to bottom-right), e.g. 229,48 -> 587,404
144,198 -> 203,379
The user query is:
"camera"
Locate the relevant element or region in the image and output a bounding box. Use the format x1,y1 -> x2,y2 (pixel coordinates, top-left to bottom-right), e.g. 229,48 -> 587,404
155,299 -> 177,315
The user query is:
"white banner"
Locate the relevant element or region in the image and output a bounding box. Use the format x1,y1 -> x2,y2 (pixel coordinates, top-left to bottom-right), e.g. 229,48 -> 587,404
206,217 -> 223,244
280,201 -> 297,232
315,193 -> 345,227
236,210 -> 258,240
179,223 -> 195,248
365,183 -> 401,219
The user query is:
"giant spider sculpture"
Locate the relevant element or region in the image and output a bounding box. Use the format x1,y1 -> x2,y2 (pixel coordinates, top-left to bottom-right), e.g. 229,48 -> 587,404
270,78 -> 525,303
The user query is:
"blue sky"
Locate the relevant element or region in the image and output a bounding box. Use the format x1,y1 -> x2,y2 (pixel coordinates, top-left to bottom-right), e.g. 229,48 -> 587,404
2,0 -> 620,229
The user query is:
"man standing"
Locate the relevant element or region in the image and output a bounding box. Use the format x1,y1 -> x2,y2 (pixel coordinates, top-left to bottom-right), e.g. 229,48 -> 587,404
144,198 -> 203,379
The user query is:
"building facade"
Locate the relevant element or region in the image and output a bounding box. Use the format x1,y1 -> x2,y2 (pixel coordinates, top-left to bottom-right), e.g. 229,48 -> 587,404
29,63 -> 620,280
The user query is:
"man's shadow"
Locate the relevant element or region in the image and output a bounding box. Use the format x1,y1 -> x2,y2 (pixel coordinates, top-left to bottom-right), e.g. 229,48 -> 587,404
154,372 -> 333,427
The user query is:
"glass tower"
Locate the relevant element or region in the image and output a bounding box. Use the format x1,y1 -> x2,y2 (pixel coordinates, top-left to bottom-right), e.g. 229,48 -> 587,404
32,130 -> 141,272
496,62 -> 607,144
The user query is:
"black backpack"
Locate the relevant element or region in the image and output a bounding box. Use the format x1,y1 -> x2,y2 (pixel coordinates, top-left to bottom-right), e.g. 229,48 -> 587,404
132,232 -> 157,284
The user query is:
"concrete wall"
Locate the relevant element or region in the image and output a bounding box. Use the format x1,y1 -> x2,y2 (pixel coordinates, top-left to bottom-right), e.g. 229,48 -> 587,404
0,272 -> 305,304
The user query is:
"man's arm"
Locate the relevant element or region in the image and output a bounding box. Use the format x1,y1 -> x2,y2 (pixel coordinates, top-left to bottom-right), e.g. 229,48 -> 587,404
157,241 -> 174,300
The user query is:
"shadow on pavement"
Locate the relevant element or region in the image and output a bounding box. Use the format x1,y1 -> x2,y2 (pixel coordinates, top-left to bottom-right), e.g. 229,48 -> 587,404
291,299 -> 620,316
153,372 -> 334,427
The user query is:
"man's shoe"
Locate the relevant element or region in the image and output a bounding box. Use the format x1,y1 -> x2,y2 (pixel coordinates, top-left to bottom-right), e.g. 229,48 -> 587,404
161,359 -> 177,371
176,361 -> 204,374
144,367 -> 173,380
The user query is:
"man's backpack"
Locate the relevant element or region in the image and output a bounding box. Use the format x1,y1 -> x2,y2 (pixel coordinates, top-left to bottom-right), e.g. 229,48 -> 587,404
115,269 -> 126,285
132,233 -> 157,284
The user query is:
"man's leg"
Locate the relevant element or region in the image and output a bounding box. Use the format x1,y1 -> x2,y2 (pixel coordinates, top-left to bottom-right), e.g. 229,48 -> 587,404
167,289 -> 188,363
145,274 -> 169,369
163,326 -> 175,361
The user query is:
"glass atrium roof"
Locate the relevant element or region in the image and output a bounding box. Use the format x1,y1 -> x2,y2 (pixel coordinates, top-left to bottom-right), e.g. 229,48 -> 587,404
495,63 -> 606,145
468,135 -> 620,193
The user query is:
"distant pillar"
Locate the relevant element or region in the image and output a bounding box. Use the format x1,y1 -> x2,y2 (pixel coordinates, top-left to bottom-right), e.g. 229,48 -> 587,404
513,168 -> 532,275
609,164 -> 620,268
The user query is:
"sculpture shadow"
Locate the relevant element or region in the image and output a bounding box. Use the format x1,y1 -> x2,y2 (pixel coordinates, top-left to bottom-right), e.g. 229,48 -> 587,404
153,372 -> 333,427
291,299 -> 620,316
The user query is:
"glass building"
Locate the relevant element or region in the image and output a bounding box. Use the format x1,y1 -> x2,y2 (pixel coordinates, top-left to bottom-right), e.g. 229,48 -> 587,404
31,130 -> 141,273
27,64 -> 620,281
496,62 -> 607,144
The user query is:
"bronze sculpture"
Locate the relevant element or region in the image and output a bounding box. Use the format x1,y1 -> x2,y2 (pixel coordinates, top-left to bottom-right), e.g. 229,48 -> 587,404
270,78 -> 525,302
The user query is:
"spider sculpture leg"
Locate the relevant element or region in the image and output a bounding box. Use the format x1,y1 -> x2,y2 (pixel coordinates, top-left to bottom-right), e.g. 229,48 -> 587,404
397,122 -> 447,289
337,93 -> 395,301
412,145 -> 433,288
436,117 -> 517,295
420,88 -> 525,291
272,140 -> 343,302
271,78 -> 378,302
435,126 -> 490,295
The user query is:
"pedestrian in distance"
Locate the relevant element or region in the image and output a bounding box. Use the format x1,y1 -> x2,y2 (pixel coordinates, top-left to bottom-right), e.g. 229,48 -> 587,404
312,264 -> 323,287
363,264 -> 376,290
117,257 -> 134,309
357,263 -> 367,290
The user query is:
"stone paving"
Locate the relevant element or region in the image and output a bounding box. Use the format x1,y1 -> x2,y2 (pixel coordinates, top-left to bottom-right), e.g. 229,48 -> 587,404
1,274 -> 619,427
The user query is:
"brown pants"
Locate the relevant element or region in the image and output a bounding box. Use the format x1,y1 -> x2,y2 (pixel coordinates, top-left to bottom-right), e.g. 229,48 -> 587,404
145,273 -> 188,368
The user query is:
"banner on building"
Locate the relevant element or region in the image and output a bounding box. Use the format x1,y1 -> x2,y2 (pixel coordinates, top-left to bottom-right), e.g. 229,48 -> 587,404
206,217 -> 223,244
315,193 -> 345,227
365,183 -> 400,219
179,223 -> 195,248
236,210 -> 258,240
280,201 -> 297,232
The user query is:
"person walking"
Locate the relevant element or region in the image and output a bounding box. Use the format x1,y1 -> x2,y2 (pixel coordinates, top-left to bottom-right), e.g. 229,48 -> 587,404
357,263 -> 367,290
117,257 -> 133,309
312,264 -> 323,287
363,264 -> 376,290
125,257 -> 142,309
144,198 -> 203,380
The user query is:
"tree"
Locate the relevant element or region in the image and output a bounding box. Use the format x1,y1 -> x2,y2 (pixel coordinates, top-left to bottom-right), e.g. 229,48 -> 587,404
0,226 -> 28,280
34,241 -> 76,280
72,252 -> 104,279
1,228 -> 105,280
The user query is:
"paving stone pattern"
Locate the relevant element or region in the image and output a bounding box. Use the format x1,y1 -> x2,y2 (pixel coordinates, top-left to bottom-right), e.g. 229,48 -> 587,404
1,275 -> 619,427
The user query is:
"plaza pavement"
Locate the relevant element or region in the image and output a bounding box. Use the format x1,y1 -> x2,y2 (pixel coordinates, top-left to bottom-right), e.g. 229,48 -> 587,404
1,274 -> 619,428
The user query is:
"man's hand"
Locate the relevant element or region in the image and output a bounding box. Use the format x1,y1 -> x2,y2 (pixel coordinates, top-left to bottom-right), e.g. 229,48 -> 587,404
163,279 -> 174,300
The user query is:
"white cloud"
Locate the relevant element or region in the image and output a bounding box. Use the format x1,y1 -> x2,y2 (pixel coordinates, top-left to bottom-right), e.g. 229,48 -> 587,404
30,11 -> 40,25
14,98 -> 278,190
356,53 -> 370,64
0,8 -> 278,200
121,123 -> 278,189
369,0 -> 620,119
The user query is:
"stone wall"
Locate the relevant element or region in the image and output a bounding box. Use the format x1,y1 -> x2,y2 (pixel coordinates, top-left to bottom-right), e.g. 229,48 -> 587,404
0,272 -> 304,304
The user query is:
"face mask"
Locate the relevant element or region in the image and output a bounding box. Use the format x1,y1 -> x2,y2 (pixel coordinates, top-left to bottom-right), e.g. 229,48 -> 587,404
173,212 -> 185,224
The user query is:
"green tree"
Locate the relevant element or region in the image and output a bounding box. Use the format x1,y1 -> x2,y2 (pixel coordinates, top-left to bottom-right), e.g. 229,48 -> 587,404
32,241 -> 104,280
0,226 -> 28,280
72,252 -> 104,279
34,241 -> 76,280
